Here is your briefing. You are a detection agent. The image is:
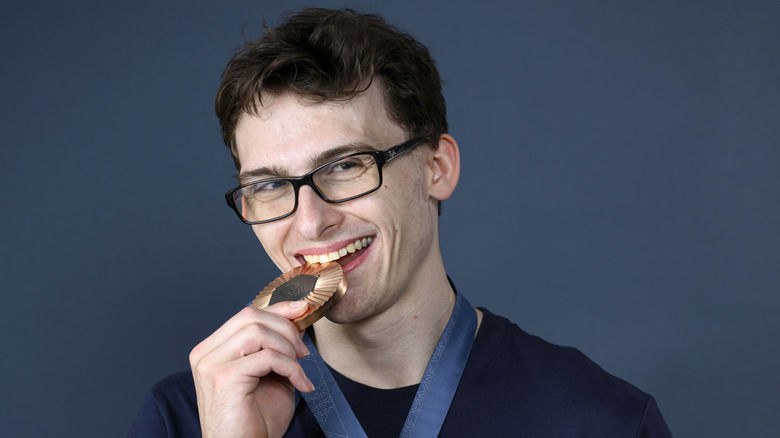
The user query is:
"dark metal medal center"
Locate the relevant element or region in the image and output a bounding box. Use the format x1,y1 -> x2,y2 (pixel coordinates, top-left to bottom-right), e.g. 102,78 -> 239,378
268,274 -> 319,305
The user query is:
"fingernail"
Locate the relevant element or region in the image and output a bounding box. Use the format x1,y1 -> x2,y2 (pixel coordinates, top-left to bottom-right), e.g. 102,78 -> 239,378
300,341 -> 310,357
289,300 -> 305,308
305,374 -> 315,392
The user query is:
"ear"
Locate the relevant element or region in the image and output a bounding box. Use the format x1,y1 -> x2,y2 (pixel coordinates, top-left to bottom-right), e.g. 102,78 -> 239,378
426,133 -> 460,201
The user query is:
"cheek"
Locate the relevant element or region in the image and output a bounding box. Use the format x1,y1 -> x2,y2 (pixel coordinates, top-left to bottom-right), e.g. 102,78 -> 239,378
251,224 -> 269,245
381,168 -> 431,234
396,167 -> 428,209
252,224 -> 286,260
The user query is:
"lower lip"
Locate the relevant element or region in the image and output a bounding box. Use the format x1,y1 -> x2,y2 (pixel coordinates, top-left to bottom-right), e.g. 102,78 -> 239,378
339,240 -> 373,275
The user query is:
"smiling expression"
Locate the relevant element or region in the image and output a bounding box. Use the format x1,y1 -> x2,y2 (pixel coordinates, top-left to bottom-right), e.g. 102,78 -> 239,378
233,82 -> 442,324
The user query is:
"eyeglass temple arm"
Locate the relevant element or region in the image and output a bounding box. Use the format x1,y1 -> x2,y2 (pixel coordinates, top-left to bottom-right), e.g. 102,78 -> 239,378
381,138 -> 425,163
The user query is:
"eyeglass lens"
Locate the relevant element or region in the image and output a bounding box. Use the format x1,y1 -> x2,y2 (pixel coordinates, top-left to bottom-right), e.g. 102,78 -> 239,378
233,153 -> 381,223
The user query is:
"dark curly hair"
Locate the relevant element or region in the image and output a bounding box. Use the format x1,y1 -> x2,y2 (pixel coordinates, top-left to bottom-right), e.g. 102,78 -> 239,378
215,8 -> 448,170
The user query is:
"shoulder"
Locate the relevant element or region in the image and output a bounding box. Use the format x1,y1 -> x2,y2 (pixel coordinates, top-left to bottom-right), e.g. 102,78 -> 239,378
445,308 -> 671,436
148,370 -> 197,397
470,308 -> 639,389
127,371 -> 200,437
145,370 -> 199,413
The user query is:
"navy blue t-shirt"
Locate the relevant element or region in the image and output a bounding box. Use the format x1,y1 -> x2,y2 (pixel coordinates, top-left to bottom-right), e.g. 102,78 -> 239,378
128,308 -> 672,437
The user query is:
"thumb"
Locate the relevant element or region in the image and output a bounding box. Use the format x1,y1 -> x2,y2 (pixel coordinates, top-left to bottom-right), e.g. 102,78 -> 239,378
263,299 -> 310,321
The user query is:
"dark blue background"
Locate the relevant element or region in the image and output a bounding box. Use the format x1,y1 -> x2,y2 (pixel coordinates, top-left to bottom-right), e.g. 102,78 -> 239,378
1,1 -> 778,436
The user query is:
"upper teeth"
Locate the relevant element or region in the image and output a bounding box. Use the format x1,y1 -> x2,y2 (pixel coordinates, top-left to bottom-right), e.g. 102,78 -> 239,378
303,237 -> 373,264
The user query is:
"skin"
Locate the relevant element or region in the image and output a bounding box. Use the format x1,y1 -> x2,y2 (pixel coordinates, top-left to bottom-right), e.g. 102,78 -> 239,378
190,302 -> 312,438
190,81 -> 477,437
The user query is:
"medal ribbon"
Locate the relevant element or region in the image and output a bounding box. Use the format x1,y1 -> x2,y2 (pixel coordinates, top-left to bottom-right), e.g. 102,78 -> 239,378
299,292 -> 477,438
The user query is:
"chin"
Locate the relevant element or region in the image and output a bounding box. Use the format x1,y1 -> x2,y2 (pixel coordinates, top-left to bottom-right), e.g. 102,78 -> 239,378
324,293 -> 376,324
324,303 -> 361,325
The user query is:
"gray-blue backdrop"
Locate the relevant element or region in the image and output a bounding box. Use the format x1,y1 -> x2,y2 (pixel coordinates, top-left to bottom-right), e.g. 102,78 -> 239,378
1,0 -> 778,436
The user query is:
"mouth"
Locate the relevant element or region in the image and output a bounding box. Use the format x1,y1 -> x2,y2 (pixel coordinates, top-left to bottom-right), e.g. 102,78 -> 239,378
300,237 -> 374,266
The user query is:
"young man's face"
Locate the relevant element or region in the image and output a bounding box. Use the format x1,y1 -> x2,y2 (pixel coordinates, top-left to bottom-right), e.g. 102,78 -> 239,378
233,83 -> 442,324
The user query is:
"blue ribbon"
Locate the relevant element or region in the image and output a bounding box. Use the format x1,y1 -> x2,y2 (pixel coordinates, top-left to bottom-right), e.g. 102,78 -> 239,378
299,292 -> 477,438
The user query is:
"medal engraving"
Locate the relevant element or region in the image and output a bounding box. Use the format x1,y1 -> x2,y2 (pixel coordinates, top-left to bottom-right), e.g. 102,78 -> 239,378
268,274 -> 319,305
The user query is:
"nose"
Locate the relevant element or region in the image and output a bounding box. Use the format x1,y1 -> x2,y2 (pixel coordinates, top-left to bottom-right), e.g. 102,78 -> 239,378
292,185 -> 341,239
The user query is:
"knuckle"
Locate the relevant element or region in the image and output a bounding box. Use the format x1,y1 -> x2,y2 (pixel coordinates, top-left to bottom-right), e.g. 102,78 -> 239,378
283,323 -> 300,340
189,344 -> 204,366
238,305 -> 258,317
193,358 -> 213,378
261,350 -> 295,375
247,321 -> 270,337
210,366 -> 232,387
255,348 -> 280,366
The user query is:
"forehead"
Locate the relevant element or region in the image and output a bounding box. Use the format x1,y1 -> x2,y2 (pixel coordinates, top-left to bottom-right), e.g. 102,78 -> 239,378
234,82 -> 406,177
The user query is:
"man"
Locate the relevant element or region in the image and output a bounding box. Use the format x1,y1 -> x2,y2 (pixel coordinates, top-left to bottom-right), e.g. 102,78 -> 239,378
129,8 -> 672,437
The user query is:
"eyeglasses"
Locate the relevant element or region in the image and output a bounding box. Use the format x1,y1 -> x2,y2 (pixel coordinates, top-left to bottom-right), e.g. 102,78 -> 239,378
225,138 -> 425,225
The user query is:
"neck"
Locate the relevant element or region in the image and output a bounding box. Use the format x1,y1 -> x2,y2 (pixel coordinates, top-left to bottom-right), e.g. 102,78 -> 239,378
311,269 -> 456,389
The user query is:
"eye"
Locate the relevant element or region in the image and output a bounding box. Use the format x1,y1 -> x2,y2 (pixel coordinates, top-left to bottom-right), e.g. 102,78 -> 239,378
319,155 -> 373,180
333,160 -> 360,172
244,180 -> 291,201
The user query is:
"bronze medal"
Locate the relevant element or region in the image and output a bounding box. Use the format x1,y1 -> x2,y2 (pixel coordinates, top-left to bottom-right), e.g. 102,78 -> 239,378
251,262 -> 347,330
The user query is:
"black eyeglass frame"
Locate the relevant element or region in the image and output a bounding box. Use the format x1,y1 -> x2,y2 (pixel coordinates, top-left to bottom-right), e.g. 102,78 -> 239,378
225,138 -> 426,225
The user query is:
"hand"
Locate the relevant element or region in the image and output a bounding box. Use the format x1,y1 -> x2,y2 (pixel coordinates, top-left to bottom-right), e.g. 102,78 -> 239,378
190,301 -> 315,438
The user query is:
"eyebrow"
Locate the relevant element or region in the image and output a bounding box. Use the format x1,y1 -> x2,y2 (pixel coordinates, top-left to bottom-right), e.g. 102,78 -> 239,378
237,164 -> 287,184
237,142 -> 379,184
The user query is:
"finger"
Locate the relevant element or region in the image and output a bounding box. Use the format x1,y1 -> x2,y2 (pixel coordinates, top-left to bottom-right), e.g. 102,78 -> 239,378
263,299 -> 310,320
204,321 -> 300,365
192,304 -> 307,364
237,349 -> 315,393
257,301 -> 311,356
